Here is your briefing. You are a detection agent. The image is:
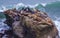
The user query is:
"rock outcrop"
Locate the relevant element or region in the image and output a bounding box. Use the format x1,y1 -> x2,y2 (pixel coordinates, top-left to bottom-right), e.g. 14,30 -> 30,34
4,7 -> 58,38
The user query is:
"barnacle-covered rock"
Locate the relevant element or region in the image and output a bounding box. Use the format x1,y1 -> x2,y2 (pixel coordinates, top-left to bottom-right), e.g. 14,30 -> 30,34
4,7 -> 58,38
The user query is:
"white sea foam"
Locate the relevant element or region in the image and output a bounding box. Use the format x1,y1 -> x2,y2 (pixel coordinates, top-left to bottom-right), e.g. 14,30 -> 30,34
15,3 -> 47,8
0,6 -> 8,12
15,3 -> 40,9
0,3 -> 46,12
41,3 -> 47,7
0,19 -> 10,34
54,17 -> 60,36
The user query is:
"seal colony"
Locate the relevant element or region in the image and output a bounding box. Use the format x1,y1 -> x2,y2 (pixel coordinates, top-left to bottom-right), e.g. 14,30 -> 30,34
3,7 -> 58,38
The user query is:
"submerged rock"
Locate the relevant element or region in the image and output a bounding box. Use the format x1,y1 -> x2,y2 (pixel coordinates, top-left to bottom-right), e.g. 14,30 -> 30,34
4,7 -> 58,38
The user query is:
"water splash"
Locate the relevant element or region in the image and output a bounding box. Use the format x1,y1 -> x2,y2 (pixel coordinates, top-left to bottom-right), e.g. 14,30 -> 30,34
54,17 -> 60,36
0,3 -> 45,12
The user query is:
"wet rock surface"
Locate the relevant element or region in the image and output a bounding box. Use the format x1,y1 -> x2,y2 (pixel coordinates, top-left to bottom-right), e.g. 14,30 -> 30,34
2,7 -> 59,38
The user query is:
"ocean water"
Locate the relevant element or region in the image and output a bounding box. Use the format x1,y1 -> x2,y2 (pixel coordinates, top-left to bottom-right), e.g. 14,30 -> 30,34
0,1 -> 60,37
45,2 -> 60,36
0,18 -> 10,34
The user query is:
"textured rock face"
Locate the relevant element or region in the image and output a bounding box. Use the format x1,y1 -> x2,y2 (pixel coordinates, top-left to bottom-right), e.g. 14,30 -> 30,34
4,8 -> 58,38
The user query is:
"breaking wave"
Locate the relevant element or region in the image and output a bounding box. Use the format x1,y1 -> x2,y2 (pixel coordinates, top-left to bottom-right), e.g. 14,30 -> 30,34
0,3 -> 46,12
54,17 -> 60,36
